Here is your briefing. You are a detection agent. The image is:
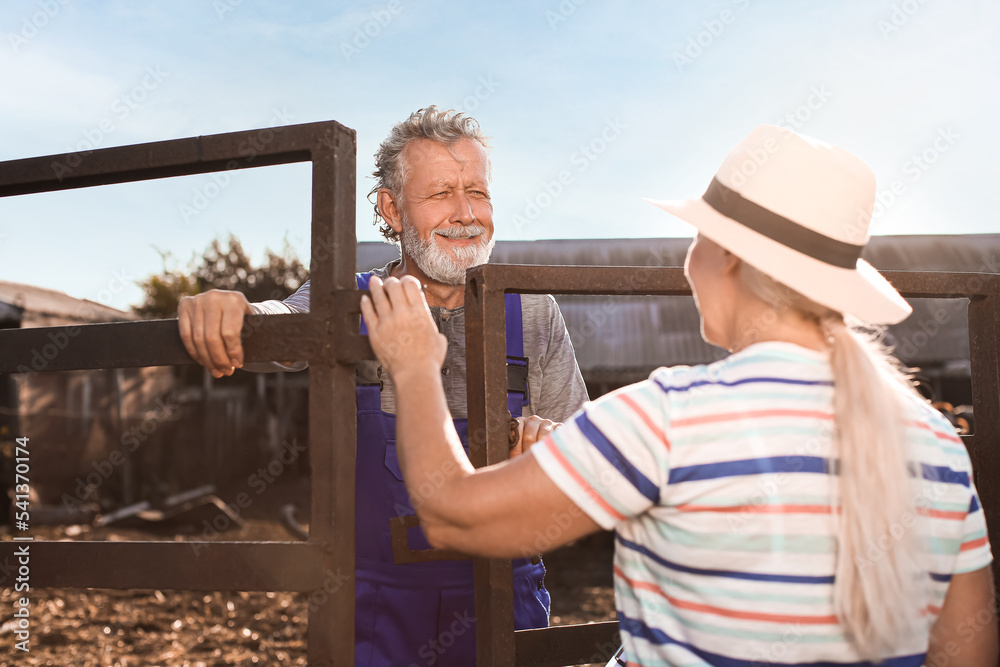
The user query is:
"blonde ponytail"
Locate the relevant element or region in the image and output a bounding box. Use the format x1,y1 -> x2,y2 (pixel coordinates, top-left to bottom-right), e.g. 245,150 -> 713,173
823,316 -> 925,659
740,263 -> 926,659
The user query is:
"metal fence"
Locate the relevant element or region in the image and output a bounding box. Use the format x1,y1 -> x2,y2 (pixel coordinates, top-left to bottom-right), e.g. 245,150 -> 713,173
460,264 -> 1000,667
1,121 -> 998,666
0,121 -> 361,665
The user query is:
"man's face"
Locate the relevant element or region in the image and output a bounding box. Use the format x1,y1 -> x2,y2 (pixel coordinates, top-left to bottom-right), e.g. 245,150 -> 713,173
392,138 -> 495,286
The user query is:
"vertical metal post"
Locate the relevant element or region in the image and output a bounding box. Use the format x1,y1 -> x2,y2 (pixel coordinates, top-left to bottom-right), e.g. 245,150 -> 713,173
276,368 -> 286,446
0,120 -> 369,662
465,270 -> 517,667
307,125 -> 358,666
966,293 -> 1000,591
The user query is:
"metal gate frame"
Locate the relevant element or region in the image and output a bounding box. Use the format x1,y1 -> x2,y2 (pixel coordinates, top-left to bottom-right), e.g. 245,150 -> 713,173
0,121 -> 363,666
463,264 -> 1000,667
2,125 -> 999,666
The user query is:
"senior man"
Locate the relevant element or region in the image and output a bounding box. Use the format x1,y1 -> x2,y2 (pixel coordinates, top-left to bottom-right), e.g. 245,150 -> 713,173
177,106 -> 589,666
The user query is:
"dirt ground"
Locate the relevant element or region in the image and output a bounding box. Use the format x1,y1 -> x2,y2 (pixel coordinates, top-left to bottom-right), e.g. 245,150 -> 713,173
0,480 -> 616,666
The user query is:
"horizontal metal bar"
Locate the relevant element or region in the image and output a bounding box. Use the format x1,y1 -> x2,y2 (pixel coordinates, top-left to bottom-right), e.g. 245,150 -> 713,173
468,265 -> 1000,300
0,311 -> 373,373
883,271 -> 1000,299
0,541 -> 331,591
514,622 -> 620,667
469,265 -> 691,296
0,120 -> 352,197
0,316 -> 319,372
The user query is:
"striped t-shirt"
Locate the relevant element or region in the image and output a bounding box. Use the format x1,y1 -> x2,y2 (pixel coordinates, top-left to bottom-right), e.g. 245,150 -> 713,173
531,342 -> 992,666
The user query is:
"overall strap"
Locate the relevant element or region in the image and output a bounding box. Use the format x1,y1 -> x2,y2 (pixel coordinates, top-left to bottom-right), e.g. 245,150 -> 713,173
355,272 -> 381,410
357,272 -> 372,335
504,292 -> 524,357
504,293 -> 530,417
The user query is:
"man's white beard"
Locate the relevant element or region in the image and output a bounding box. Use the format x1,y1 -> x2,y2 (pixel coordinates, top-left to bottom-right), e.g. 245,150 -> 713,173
401,221 -> 496,286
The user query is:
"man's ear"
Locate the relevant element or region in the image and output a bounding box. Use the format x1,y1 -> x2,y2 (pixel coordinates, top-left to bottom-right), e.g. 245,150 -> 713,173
377,189 -> 403,236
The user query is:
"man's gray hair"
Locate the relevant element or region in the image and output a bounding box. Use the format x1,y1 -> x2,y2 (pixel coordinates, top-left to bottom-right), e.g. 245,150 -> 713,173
368,106 -> 491,243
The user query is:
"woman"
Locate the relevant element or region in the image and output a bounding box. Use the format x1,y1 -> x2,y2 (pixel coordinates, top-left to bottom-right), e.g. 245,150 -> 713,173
360,125 -> 997,666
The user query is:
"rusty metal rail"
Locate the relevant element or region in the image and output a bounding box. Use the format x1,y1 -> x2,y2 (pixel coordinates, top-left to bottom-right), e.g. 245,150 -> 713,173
464,264 -> 1000,667
0,121 -> 361,666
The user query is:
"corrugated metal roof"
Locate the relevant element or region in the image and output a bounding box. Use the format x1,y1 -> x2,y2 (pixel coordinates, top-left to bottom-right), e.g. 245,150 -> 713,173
557,296 -> 726,371
355,236 -> 996,374
862,234 -> 1000,272
357,234 -> 1000,272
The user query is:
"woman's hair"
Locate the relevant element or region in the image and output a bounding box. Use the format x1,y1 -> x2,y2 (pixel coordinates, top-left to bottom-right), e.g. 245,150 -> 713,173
368,106 -> 491,244
740,260 -> 927,660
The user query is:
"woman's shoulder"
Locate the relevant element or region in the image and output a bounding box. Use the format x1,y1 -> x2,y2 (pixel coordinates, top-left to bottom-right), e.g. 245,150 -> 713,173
647,342 -> 833,395
901,391 -> 969,456
646,363 -> 700,390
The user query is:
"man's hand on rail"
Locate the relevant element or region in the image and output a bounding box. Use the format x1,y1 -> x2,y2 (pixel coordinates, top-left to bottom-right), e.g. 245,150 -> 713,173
511,416 -> 561,459
178,290 -> 254,378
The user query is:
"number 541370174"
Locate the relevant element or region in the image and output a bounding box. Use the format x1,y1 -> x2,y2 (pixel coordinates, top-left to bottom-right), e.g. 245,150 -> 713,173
14,436 -> 30,486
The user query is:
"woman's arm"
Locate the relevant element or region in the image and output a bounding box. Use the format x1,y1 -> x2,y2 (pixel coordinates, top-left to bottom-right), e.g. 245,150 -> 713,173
361,276 -> 601,558
928,566 -> 998,667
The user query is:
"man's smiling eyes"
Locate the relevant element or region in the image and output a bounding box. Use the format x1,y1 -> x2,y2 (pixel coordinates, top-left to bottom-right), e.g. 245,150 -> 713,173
428,188 -> 489,198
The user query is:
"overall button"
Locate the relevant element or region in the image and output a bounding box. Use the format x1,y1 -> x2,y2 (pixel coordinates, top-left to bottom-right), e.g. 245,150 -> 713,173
442,367 -> 451,376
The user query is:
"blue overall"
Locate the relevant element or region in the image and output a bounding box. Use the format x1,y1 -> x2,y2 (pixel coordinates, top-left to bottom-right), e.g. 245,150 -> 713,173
354,273 -> 549,667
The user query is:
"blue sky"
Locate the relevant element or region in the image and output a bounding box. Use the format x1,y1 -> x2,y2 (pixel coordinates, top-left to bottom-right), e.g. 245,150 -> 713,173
1,0 -> 997,309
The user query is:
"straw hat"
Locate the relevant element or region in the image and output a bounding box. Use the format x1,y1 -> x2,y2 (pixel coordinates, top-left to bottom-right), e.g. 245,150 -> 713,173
645,125 -> 912,325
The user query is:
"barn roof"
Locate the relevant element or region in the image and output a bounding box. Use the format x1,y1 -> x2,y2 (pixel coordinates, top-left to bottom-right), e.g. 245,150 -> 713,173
0,280 -> 135,327
357,234 -> 1000,272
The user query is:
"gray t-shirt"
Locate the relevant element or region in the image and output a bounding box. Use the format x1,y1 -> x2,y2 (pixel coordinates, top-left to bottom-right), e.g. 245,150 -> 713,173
245,261 -> 589,422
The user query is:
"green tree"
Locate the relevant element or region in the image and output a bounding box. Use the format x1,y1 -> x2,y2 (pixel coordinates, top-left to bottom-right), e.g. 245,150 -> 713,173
135,234 -> 309,318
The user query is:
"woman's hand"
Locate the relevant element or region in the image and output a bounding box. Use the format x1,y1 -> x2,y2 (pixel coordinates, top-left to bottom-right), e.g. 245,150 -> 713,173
510,415 -> 561,458
360,276 -> 447,380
